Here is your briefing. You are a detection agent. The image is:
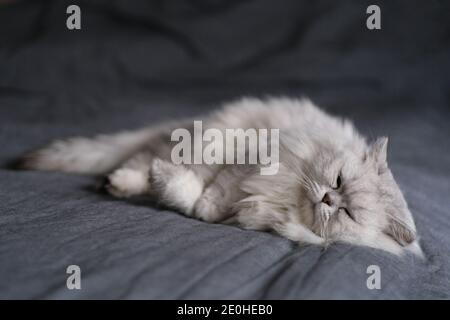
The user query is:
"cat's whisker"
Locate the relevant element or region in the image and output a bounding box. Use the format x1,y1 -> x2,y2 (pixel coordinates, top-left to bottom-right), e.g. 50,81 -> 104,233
312,181 -> 321,196
297,179 -> 312,192
297,171 -> 316,193
296,174 -> 314,193
318,206 -> 332,242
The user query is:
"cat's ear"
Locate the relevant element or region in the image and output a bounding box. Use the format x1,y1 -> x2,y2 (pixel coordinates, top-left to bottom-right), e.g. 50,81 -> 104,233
383,216 -> 416,246
366,137 -> 388,174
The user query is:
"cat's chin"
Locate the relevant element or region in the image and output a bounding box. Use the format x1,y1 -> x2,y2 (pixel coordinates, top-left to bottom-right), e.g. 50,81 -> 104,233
297,199 -> 320,234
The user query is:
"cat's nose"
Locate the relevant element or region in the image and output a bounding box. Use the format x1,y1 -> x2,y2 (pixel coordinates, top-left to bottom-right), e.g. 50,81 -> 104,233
321,192 -> 333,207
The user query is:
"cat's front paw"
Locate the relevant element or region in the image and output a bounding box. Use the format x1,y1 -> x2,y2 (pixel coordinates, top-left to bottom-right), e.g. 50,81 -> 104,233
193,194 -> 222,222
105,168 -> 150,198
150,158 -> 203,214
193,189 -> 231,223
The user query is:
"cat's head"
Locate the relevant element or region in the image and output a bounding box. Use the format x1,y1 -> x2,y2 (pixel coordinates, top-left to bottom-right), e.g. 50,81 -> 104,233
289,136 -> 422,257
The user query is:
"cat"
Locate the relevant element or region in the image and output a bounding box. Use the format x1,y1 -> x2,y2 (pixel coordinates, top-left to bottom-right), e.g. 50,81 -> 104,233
18,97 -> 423,257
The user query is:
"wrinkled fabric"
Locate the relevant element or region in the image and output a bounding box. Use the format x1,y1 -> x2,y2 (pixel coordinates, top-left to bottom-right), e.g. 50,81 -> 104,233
0,0 -> 449,299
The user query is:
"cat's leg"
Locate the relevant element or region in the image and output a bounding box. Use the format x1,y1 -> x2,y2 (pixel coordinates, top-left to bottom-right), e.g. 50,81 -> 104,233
103,123 -> 188,199
105,150 -> 153,198
192,165 -> 250,222
149,159 -> 206,215
103,132 -> 222,213
192,183 -> 234,222
149,160 -> 244,221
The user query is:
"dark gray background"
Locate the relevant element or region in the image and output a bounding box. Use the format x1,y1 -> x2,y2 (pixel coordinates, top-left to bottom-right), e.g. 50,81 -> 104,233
0,0 -> 449,299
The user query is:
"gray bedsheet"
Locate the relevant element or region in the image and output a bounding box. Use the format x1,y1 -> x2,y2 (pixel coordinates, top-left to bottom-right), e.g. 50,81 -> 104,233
0,0 -> 449,299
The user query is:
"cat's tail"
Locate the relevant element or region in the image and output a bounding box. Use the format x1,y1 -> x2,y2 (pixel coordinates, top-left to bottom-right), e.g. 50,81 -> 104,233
17,128 -> 155,175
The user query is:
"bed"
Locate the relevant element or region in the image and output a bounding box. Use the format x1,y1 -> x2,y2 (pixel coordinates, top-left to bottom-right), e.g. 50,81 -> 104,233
1,0 -> 449,299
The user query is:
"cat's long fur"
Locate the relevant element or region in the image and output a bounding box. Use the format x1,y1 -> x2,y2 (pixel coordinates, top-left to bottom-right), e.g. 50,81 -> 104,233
19,97 -> 423,257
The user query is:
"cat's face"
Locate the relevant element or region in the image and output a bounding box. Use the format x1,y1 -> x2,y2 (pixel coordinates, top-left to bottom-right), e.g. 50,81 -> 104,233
295,137 -> 419,255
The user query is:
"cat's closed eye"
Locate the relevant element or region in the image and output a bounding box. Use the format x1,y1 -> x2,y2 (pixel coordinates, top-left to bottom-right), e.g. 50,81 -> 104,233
339,207 -> 355,222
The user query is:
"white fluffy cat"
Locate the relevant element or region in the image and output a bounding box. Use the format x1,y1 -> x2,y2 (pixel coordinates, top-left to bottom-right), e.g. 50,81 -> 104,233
19,97 -> 423,257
